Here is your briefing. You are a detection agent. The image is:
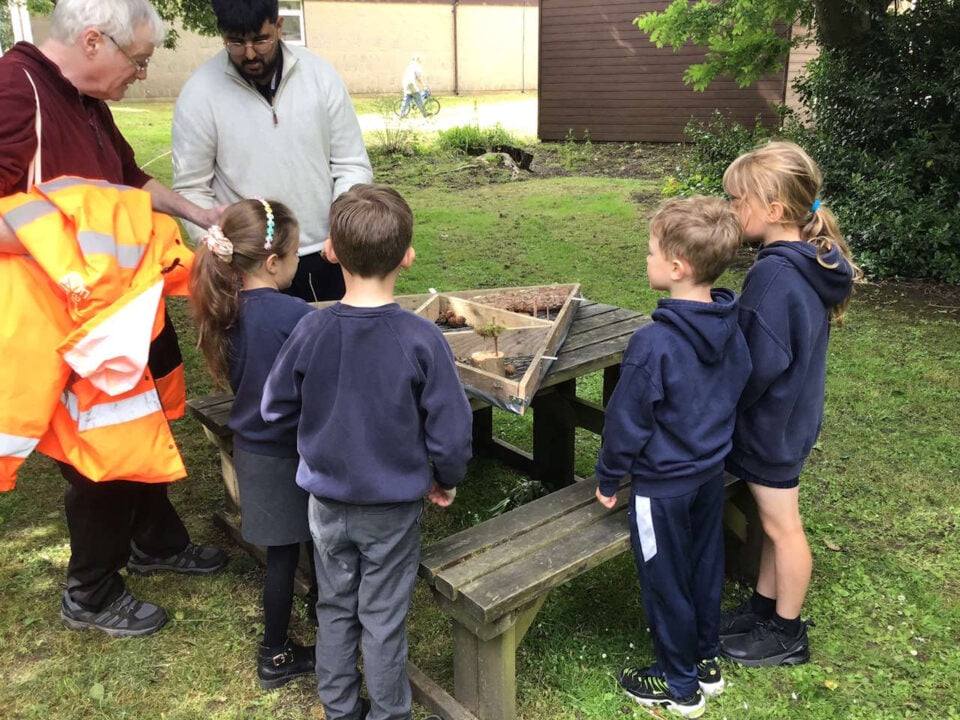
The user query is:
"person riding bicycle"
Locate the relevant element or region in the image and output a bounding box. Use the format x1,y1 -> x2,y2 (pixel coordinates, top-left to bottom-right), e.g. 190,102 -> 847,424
400,55 -> 428,118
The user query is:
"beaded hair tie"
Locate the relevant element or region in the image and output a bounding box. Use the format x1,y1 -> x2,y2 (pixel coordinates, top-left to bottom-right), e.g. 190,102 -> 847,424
256,197 -> 275,250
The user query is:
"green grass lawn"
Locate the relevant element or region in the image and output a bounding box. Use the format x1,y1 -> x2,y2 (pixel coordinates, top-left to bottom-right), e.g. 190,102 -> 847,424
0,103 -> 958,719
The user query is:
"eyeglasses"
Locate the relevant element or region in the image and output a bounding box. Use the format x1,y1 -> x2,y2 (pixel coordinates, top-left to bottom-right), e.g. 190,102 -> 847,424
224,35 -> 277,56
102,32 -> 150,74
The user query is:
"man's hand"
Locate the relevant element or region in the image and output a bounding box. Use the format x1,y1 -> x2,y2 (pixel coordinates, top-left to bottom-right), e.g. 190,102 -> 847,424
427,482 -> 457,508
195,204 -> 228,231
595,487 -> 617,509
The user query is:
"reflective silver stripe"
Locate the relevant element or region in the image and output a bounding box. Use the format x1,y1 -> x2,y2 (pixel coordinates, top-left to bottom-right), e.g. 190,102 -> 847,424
39,177 -> 134,193
62,389 -> 162,432
77,232 -> 145,268
116,244 -> 146,269
3,199 -> 56,230
634,495 -> 658,561
0,432 -> 39,459
78,231 -> 116,256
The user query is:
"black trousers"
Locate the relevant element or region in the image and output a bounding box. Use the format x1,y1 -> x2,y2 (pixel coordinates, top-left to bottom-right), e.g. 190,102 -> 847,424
282,251 -> 345,303
60,462 -> 190,611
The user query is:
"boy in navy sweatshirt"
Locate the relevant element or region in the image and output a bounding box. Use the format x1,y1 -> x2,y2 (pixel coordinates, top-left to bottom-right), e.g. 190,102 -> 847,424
262,184 -> 473,720
595,196 -> 751,719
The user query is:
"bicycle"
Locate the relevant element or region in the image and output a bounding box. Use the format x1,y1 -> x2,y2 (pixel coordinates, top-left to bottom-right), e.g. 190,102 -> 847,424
393,90 -> 440,119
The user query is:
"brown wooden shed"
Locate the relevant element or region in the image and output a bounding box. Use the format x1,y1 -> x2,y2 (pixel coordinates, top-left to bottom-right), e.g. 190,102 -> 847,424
538,0 -> 811,142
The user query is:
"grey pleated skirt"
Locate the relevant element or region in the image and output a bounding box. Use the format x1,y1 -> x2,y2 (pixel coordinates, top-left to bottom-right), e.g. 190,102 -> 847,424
234,446 -> 311,546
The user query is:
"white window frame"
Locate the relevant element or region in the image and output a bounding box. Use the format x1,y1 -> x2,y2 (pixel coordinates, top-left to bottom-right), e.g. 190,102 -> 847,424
279,1 -> 305,46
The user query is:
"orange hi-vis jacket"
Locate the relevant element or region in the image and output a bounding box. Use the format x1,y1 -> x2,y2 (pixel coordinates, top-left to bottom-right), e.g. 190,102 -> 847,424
0,177 -> 194,490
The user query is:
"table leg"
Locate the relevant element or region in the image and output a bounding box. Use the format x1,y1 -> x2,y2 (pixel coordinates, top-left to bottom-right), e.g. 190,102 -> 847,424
602,364 -> 621,407
453,621 -> 517,720
472,406 -> 494,455
532,379 -> 577,490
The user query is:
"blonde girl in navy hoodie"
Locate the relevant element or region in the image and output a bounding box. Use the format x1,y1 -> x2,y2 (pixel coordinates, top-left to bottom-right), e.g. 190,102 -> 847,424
719,141 -> 859,667
190,199 -> 318,690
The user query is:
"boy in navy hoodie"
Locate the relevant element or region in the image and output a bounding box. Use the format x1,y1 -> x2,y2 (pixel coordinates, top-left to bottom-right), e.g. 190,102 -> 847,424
595,196 -> 751,718
262,184 -> 473,720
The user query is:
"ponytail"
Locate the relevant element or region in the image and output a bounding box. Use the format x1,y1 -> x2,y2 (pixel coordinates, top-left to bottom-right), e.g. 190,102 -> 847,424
189,244 -> 241,387
802,204 -> 863,326
188,199 -> 299,386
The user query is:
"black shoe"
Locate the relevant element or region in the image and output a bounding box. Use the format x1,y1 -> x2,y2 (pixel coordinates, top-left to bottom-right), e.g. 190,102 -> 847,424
718,598 -> 766,638
720,618 -> 812,667
257,638 -> 316,690
617,667 -> 705,718
696,656 -> 725,697
61,590 -> 167,638
128,542 -> 228,576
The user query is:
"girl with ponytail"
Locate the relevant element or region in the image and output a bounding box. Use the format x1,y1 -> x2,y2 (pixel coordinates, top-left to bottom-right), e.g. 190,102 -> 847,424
718,141 -> 859,667
190,198 -> 318,690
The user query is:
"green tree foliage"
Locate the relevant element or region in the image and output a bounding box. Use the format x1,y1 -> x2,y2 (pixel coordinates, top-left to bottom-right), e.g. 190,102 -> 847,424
635,0 -> 886,90
660,0 -> 960,282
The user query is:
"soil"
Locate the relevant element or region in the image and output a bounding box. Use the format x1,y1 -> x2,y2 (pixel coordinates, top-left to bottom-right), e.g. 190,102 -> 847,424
470,287 -> 572,317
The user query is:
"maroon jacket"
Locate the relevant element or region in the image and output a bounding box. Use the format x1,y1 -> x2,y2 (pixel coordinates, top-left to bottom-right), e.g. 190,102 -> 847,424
0,42 -> 151,196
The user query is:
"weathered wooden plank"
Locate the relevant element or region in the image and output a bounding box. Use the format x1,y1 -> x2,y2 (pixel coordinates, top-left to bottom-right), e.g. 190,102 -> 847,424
408,661 -> 480,720
433,481 -> 632,601
460,508 -> 633,623
564,307 -> 642,338
560,317 -> 647,354
186,394 -> 234,436
419,475 -> 629,583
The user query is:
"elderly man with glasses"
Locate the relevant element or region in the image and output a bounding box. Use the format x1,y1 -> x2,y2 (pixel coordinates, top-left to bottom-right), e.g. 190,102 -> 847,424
0,0 -> 227,639
173,0 -> 372,304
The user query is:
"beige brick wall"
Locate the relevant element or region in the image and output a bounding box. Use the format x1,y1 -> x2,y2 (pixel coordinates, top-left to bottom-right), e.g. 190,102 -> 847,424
30,2 -> 539,99
785,24 -> 818,120
304,1 -> 538,94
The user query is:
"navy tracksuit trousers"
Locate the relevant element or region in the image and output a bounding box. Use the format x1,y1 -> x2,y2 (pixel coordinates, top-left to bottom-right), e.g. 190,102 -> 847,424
628,473 -> 725,697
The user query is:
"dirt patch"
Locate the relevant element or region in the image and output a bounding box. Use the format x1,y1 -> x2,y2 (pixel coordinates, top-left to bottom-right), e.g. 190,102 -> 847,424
527,142 -> 683,181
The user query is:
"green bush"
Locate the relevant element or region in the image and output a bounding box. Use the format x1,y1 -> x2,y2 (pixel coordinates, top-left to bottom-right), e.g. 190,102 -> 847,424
666,0 -> 960,282
435,123 -> 518,155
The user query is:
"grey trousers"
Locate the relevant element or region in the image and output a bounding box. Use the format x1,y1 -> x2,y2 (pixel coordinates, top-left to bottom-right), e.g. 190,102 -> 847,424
309,496 -> 423,720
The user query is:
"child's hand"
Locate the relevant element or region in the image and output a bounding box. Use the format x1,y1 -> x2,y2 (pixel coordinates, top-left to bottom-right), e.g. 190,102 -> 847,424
427,482 -> 457,507
595,487 -> 617,509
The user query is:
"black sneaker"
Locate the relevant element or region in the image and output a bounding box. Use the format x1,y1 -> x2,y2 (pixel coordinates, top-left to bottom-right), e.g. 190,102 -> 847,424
257,638 -> 316,690
617,667 -> 706,718
697,656 -> 725,697
128,542 -> 228,576
61,590 -> 167,637
720,618 -> 812,667
719,598 -> 766,638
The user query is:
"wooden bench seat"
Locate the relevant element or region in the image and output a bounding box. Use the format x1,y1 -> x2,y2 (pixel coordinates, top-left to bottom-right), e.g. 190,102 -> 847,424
418,472 -> 755,720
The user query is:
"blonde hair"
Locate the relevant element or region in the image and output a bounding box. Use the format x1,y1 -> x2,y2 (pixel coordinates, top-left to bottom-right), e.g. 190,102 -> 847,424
649,196 -> 742,285
722,140 -> 862,324
189,199 -> 298,386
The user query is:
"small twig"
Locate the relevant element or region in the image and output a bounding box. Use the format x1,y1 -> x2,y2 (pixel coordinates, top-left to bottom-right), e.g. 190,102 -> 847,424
431,163 -> 477,176
929,303 -> 960,310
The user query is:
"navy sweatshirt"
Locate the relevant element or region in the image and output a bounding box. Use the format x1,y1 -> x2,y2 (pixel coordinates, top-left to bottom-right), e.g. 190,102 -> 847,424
595,288 -> 752,498
227,288 -> 314,457
261,302 -> 473,504
726,241 -> 853,484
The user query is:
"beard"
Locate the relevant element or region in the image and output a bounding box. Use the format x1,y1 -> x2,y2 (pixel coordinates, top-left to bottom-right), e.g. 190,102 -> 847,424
235,52 -> 279,84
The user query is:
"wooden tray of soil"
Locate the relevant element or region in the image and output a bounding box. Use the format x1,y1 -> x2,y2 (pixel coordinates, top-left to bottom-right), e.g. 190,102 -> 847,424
401,284 -> 581,415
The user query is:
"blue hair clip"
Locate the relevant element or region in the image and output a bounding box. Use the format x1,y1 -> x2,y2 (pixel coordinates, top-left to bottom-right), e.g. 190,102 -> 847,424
256,198 -> 275,250
811,198 -> 822,213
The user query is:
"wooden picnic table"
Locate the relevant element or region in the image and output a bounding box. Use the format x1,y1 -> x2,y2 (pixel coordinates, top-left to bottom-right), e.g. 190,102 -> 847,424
186,298 -> 761,720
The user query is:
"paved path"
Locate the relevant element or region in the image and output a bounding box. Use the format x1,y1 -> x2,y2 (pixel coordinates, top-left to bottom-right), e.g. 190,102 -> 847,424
357,96 -> 538,139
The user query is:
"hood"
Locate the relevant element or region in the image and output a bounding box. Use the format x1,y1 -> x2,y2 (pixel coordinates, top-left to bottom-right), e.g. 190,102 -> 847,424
759,241 -> 853,309
651,288 -> 741,364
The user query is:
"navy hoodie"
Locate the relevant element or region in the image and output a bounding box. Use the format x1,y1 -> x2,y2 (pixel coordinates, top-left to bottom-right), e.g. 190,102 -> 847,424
227,288 -> 314,457
726,241 -> 853,484
595,288 -> 752,498
261,302 -> 473,504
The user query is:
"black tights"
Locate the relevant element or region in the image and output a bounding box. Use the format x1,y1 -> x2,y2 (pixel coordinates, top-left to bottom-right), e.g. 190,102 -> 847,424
263,542 -> 318,648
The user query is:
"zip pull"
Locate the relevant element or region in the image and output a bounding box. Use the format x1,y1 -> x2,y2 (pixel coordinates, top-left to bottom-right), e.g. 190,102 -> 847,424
272,106 -> 278,126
